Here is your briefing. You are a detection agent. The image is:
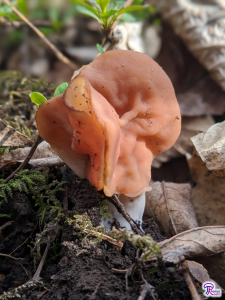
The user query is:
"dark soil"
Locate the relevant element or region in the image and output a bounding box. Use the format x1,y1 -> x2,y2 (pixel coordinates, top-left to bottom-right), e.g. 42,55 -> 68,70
0,167 -> 192,299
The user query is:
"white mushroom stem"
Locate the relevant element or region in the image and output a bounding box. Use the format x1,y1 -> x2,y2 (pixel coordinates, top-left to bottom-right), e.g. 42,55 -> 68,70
102,193 -> 146,232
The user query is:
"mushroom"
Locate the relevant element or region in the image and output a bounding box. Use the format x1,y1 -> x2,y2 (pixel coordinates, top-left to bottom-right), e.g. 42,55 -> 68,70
36,50 -> 181,231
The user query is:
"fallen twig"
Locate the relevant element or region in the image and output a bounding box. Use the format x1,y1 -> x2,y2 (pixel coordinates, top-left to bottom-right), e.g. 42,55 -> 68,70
33,236 -> 51,281
83,228 -> 123,249
1,135 -> 42,184
183,270 -> 201,300
111,268 -> 128,274
139,270 -> 156,300
3,0 -> 77,70
109,194 -> 143,236
0,253 -> 23,261
19,263 -> 32,280
89,282 -> 102,300
0,280 -> 43,300
0,221 -> 13,233
37,288 -> 49,299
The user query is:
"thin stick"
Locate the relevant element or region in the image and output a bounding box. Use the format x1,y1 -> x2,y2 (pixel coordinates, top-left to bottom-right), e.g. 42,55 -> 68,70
63,186 -> 68,210
1,135 -> 42,185
183,270 -> 201,300
0,221 -> 13,232
37,289 -> 49,298
101,0 -> 135,47
33,236 -> 51,281
162,181 -> 178,235
0,253 -> 23,261
20,263 -> 32,280
1,19 -> 52,28
111,268 -> 128,273
109,194 -> 143,236
83,228 -> 123,249
3,0 -> 77,70
89,282 -> 102,300
139,270 -> 156,300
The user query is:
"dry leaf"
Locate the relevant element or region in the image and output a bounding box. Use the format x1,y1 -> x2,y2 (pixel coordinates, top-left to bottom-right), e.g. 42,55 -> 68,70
196,253 -> 225,289
155,24 -> 225,117
191,121 -> 225,176
0,141 -> 56,169
183,260 -> 210,283
183,260 -> 223,289
157,0 -> 225,91
188,153 -> 225,226
148,226 -> 225,264
0,119 -> 32,147
145,182 -> 198,237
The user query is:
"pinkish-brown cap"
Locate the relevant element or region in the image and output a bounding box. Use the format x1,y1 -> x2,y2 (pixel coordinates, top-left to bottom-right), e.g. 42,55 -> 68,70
36,50 -> 181,197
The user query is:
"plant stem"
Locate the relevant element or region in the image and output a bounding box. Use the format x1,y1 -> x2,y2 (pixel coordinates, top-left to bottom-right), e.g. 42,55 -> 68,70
1,135 -> 42,184
101,0 -> 135,47
3,0 -> 77,70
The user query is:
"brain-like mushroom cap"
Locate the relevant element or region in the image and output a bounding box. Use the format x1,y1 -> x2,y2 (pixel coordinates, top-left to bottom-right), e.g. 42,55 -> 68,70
36,50 -> 181,197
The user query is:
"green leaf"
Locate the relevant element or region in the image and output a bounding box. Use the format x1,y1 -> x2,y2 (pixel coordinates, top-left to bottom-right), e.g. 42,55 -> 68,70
39,27 -> 55,36
100,9 -> 117,19
76,4 -> 101,21
53,82 -> 68,97
96,43 -> 104,54
117,5 -> 148,15
29,92 -> 47,105
107,0 -> 125,10
72,0 -> 101,20
106,0 -> 117,10
17,0 -> 28,17
0,5 -> 12,15
98,0 -> 111,12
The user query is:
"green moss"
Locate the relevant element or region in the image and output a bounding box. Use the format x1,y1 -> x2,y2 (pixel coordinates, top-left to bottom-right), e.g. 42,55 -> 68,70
0,169 -> 66,225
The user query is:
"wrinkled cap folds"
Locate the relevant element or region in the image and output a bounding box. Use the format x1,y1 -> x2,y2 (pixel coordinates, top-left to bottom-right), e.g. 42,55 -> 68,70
36,50 -> 181,197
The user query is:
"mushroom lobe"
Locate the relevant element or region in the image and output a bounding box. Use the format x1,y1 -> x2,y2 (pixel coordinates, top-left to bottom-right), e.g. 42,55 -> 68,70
36,50 -> 181,197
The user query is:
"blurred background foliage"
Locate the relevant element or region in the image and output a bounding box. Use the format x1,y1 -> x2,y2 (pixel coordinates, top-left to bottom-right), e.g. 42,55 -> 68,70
0,0 -> 158,83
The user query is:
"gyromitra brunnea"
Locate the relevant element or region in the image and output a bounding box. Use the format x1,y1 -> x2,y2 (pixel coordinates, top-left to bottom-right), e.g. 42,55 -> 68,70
36,50 -> 181,231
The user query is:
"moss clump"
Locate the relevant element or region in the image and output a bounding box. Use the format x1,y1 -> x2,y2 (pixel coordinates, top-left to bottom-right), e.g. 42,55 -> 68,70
111,228 -> 162,260
0,169 -> 65,225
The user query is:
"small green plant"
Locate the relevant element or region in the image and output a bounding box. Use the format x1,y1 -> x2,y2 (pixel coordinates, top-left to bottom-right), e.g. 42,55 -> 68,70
67,214 -> 105,243
30,82 -> 68,105
111,228 -> 162,261
98,193 -> 112,218
0,170 -> 46,202
0,169 -> 66,225
72,0 -> 150,35
96,43 -> 105,54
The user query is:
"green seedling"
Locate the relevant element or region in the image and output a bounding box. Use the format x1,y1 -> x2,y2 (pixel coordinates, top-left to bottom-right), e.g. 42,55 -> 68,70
53,82 -> 68,97
29,92 -> 47,106
96,43 -> 104,53
72,0 -> 149,34
29,82 -> 68,105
